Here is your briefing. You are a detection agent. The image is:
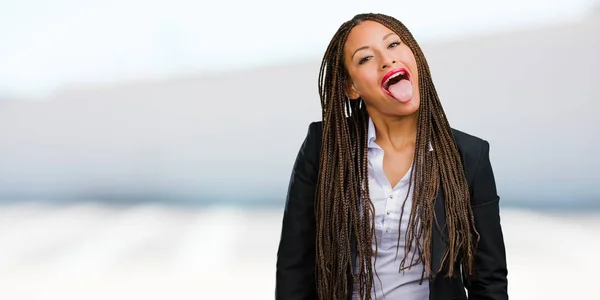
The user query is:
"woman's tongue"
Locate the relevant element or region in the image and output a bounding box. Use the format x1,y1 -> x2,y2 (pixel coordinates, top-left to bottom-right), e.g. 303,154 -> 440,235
387,79 -> 413,102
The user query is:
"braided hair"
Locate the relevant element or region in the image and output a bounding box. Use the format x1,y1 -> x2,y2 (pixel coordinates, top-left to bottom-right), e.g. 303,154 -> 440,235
315,13 -> 479,299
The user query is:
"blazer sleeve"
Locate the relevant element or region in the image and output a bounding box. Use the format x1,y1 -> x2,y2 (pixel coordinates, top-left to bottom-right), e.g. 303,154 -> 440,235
275,123 -> 320,300
465,141 -> 509,300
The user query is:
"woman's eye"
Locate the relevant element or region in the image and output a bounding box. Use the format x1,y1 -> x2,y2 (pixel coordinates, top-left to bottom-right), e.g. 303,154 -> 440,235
389,42 -> 400,48
359,56 -> 371,64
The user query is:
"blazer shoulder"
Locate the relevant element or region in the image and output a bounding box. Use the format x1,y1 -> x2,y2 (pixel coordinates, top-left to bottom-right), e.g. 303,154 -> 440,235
306,121 -> 324,145
451,128 -> 491,181
451,128 -> 488,151
308,123 -> 488,153
308,121 -> 323,134
307,123 -> 489,168
299,121 -> 323,159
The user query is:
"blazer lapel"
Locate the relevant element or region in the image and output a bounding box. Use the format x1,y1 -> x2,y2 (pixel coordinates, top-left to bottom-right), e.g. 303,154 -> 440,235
431,186 -> 449,277
348,231 -> 357,300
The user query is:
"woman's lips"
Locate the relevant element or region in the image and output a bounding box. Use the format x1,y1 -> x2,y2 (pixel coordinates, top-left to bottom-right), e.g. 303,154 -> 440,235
381,68 -> 413,103
381,68 -> 411,91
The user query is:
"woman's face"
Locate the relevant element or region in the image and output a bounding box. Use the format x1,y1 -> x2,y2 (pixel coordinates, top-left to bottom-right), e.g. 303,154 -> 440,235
343,20 -> 420,118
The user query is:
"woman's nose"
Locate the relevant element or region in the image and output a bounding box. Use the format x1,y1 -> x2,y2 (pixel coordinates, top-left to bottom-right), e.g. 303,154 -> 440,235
381,56 -> 396,70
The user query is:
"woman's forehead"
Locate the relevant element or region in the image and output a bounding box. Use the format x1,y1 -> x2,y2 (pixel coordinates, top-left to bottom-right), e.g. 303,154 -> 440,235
344,21 -> 398,52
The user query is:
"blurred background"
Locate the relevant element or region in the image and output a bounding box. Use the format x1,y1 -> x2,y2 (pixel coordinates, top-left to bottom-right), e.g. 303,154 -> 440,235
1,0 -> 599,299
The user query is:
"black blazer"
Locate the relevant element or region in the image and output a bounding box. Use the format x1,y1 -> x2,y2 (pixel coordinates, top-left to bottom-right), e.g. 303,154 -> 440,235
276,121 -> 508,300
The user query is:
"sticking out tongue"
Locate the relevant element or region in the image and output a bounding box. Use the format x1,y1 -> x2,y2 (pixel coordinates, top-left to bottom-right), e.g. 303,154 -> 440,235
388,79 -> 413,102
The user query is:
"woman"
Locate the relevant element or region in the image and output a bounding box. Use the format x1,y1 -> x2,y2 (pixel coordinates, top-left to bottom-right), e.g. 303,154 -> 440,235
276,13 -> 508,300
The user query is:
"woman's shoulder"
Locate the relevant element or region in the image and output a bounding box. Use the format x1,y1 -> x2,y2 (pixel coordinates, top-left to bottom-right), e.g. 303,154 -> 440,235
296,121 -> 324,159
307,121 -> 323,132
450,128 -> 489,152
305,121 -> 490,145
303,122 -> 491,168
307,122 -> 489,148
305,121 -> 324,143
450,128 -> 492,181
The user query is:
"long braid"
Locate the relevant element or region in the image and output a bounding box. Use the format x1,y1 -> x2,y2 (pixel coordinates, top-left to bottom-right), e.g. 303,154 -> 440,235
315,13 -> 479,299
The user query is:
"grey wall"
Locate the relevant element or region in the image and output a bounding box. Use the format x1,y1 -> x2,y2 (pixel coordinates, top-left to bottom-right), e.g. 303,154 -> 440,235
1,15 -> 598,208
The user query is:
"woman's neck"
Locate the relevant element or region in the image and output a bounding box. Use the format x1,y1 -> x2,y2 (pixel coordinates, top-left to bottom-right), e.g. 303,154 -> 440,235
369,110 -> 418,151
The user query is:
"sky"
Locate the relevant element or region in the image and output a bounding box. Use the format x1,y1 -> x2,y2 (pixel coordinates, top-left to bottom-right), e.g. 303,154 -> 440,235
0,0 -> 597,98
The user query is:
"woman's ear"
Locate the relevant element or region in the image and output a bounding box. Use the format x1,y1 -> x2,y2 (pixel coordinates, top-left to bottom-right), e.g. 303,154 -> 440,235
345,80 -> 361,100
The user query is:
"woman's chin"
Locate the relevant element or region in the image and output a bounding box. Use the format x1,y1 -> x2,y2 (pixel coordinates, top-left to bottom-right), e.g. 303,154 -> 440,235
392,97 -> 420,116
